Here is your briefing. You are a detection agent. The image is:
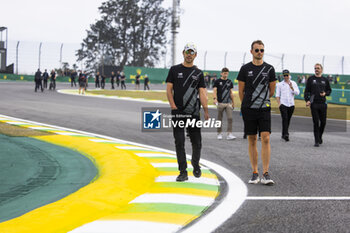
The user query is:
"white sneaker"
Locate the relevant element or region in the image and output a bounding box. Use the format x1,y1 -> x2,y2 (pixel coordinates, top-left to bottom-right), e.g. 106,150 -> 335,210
226,133 -> 236,140
217,133 -> 223,140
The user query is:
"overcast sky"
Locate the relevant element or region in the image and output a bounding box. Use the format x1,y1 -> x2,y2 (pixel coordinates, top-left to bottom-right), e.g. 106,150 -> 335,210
1,0 -> 350,73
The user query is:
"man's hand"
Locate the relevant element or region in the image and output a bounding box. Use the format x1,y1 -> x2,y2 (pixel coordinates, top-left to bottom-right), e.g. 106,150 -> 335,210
213,99 -> 218,105
306,101 -> 311,107
320,91 -> 326,97
170,104 -> 177,110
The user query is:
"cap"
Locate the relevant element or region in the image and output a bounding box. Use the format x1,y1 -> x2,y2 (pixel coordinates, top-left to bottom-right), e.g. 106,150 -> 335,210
145,74 -> 148,77
183,42 -> 197,53
282,69 -> 290,75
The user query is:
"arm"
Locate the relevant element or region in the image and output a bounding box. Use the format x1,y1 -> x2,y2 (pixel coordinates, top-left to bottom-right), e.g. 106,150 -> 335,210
213,87 -> 218,105
275,83 -> 281,106
325,79 -> 332,96
199,87 -> 209,120
166,82 -> 177,110
292,81 -> 300,95
304,78 -> 311,106
238,81 -> 245,103
269,81 -> 276,98
230,89 -> 235,108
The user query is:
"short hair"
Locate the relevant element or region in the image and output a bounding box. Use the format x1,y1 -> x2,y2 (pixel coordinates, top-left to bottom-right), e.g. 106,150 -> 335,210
251,40 -> 264,50
315,63 -> 323,70
221,67 -> 229,73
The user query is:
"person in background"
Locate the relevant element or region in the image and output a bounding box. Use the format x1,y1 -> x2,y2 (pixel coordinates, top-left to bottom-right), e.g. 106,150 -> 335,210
34,68 -> 43,92
49,69 -> 56,90
78,71 -> 87,95
116,71 -> 121,88
275,69 -> 300,142
111,71 -> 116,89
120,72 -> 126,90
144,74 -> 150,90
135,72 -> 141,90
101,73 -> 106,89
95,72 -> 101,88
213,67 -> 236,140
304,63 -> 332,147
42,69 -> 49,89
70,70 -> 77,87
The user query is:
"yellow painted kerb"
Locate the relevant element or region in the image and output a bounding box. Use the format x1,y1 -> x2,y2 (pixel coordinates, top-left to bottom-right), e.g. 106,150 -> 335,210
0,135 -> 158,233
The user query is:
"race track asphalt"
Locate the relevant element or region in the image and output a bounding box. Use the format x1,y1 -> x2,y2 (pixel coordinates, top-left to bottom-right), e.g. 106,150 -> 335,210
0,82 -> 349,233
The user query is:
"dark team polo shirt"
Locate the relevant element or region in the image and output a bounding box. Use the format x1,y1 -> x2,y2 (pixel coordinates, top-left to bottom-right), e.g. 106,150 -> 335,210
237,62 -> 276,109
213,78 -> 234,103
304,75 -> 332,104
166,64 -> 205,116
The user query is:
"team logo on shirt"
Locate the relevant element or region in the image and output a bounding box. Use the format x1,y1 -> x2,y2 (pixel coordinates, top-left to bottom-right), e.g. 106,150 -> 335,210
313,80 -> 317,84
192,75 -> 198,80
219,82 -> 222,85
177,73 -> 184,79
143,109 -> 162,129
248,71 -> 253,77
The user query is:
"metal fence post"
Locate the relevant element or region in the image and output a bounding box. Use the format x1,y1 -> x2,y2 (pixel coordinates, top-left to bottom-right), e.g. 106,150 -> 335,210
242,52 -> 246,65
224,51 -> 227,67
341,56 -> 344,75
16,41 -> 20,74
281,54 -> 285,70
38,42 -> 42,69
302,54 -> 306,73
322,55 -> 325,70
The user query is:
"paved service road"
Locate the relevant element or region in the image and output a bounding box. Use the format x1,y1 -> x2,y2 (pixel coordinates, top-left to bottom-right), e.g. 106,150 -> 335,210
0,82 -> 349,233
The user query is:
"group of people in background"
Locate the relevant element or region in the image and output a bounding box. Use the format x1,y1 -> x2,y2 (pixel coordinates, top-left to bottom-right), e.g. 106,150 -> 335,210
34,69 -> 57,92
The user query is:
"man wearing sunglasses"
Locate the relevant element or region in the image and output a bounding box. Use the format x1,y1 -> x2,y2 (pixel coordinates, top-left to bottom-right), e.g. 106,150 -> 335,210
166,43 -> 209,182
304,63 -> 332,147
237,40 -> 277,185
276,69 -> 300,142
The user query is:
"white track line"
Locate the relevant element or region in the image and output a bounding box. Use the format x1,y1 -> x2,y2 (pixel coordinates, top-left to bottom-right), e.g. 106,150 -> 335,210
135,153 -> 176,158
130,193 -> 214,206
155,176 -> 219,186
70,220 -> 182,233
0,114 -> 247,233
115,146 -> 156,151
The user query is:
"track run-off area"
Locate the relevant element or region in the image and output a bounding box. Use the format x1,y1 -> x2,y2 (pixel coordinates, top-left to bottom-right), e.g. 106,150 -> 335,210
0,82 -> 349,233
0,114 -> 246,233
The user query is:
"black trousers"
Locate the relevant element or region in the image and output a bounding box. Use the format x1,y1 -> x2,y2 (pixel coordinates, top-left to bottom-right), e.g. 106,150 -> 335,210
172,110 -> 202,172
43,79 -> 48,88
144,83 -> 150,90
121,81 -> 126,89
49,80 -> 56,90
101,80 -> 105,89
71,78 -> 76,87
279,104 -> 295,137
111,80 -> 115,89
311,103 -> 327,143
95,80 -> 100,88
35,80 -> 43,92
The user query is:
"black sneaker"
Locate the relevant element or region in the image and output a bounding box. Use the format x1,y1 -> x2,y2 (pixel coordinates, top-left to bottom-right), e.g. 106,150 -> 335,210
193,167 -> 202,178
261,172 -> 274,185
314,142 -> 320,147
176,171 -> 188,182
248,173 -> 260,184
319,138 -> 323,144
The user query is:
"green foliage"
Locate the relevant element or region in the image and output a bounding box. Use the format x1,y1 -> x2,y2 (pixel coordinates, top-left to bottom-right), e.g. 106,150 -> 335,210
76,0 -> 170,73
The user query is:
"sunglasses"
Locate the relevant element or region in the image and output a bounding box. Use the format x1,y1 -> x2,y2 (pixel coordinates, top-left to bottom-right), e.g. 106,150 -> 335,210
185,50 -> 196,55
283,75 -> 289,77
254,49 -> 264,53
